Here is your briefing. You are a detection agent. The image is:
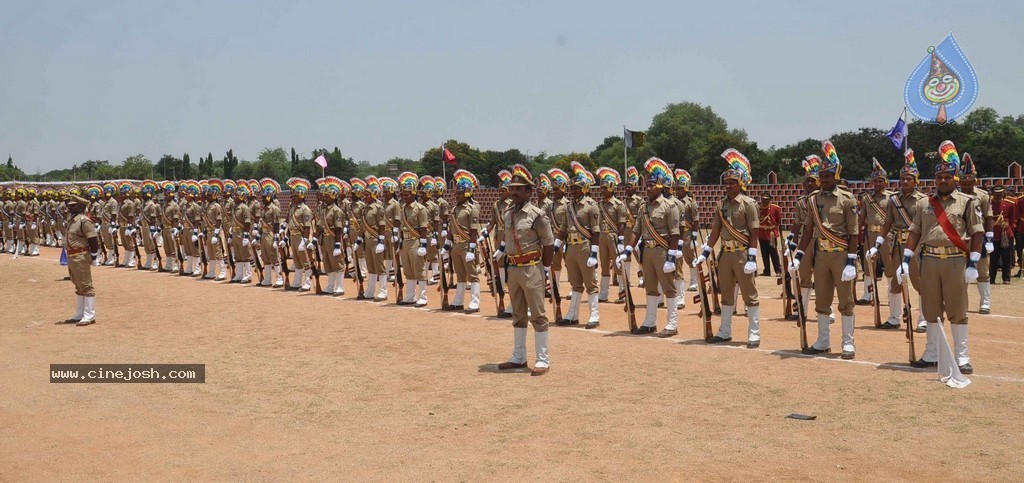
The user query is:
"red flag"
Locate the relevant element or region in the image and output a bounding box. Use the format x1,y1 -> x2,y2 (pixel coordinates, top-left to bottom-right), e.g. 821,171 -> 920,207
443,147 -> 457,165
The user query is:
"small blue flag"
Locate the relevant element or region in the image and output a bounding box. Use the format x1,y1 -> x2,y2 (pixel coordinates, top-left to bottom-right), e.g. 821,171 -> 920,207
59,247 -> 68,266
885,116 -> 908,150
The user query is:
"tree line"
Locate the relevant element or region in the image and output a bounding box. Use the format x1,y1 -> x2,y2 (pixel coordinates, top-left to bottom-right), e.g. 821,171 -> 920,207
4,102 -> 1022,186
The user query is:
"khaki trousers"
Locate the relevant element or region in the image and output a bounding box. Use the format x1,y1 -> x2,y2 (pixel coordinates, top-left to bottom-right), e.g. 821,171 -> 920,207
920,255 -> 969,325
508,264 -> 549,331
814,250 -> 855,317
289,234 -> 309,269
640,244 -> 677,298
68,253 -> 95,296
260,231 -> 280,265
451,240 -> 479,283
564,242 -> 597,294
717,250 -> 759,307
401,239 -> 425,280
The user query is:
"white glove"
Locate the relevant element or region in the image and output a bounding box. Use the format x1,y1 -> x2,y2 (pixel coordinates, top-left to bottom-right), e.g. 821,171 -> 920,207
896,248 -> 912,285
663,259 -> 676,273
191,234 -> 198,243
309,237 -> 318,246
440,230 -> 448,239
586,244 -> 598,267
788,250 -> 804,274
965,251 -> 981,282
50,220 -> 55,226
985,232 -> 995,254
213,228 -> 220,237
692,244 -> 712,268
333,243 -> 342,257
375,242 -> 385,254
480,228 -> 489,239
430,237 -> 437,247
30,223 -> 37,230
242,236 -> 250,247
416,238 -> 427,257
615,246 -> 632,268
251,229 -> 259,238
841,254 -> 857,281
465,251 -> 476,262
211,236 -> 219,245
305,241 -> 315,252
172,228 -> 180,237
553,239 -> 563,251
149,225 -> 156,232
298,238 -> 307,251
493,242 -> 505,260
743,248 -> 758,274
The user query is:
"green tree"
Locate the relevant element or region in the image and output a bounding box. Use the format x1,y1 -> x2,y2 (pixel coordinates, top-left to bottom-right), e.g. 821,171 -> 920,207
234,160 -> 255,179
120,154 -> 154,180
155,154 -> 183,180
223,149 -> 239,179
253,147 -> 291,183
551,152 -> 596,174
645,102 -> 753,183
181,153 -> 192,179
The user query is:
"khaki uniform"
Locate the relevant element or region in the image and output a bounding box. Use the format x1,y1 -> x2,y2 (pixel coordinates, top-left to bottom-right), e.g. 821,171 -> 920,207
803,187 -> 858,353
349,198 -> 367,263
384,197 -> 400,263
547,196 -> 568,272
450,200 -> 480,284
633,195 -> 680,298
100,197 -> 118,256
183,200 -> 203,259
322,202 -> 345,275
793,195 -> 815,289
140,199 -> 159,255
678,195 -> 700,265
559,195 -> 600,295
118,198 -> 138,252
26,198 -> 42,245
425,198 -> 440,268
289,202 -> 314,269
362,198 -> 387,276
162,198 -> 181,266
66,213 -> 97,297
2,199 -> 14,249
205,200 -> 226,267
712,194 -> 760,308
962,188 -> 991,283
861,190 -> 893,278
259,201 -> 282,266
503,202 -> 554,331
232,202 -> 253,263
597,196 -> 626,279
884,190 -> 927,292
400,201 -> 429,281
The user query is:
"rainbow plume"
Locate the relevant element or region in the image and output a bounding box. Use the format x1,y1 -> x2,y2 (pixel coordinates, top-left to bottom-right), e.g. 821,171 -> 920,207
453,169 -> 478,190
286,177 -> 310,194
260,178 -> 281,195
398,172 -> 418,191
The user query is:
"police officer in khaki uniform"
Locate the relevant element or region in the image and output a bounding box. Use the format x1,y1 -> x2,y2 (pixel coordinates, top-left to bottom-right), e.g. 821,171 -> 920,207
619,158 -> 680,335
358,177 -> 388,300
482,171 -> 513,317
443,170 -> 482,313
419,177 -> 442,285
495,164 -> 555,376
671,170 -> 700,293
181,182 -> 205,276
285,178 -> 315,291
791,141 -> 859,358
116,183 -> 139,267
318,177 -> 347,296
905,140 -> 983,377
545,169 -> 570,304
396,172 -> 430,306
858,159 -> 893,309
555,163 -> 601,328
958,154 -> 995,314
869,149 -> 927,331
695,150 -> 761,347
140,182 -> 161,270
161,182 -> 182,273
230,184 -> 254,283
202,180 -> 228,281
258,179 -> 284,287
63,195 -> 100,326
595,167 -> 626,304
382,179 -> 400,282
99,184 -> 119,264
622,167 -> 646,289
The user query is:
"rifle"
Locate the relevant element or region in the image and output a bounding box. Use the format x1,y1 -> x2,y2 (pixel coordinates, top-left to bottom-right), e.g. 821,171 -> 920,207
792,261 -> 809,351
308,228 -> 324,294
176,231 -> 186,276
152,226 -> 164,271
620,260 -> 635,332
277,233 -> 291,287
478,234 -> 501,314
691,235 -> 714,341
437,232 -> 450,308
393,232 -> 405,303
250,229 -> 263,279
482,234 -> 506,315
698,226 -> 722,314
343,224 -> 365,297
132,226 -> 144,271
223,229 -> 236,280
901,277 -> 916,364
779,232 -> 795,320
866,252 -> 882,328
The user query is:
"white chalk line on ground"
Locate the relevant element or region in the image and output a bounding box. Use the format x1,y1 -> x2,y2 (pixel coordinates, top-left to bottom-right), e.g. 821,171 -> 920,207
13,254 -> 1024,384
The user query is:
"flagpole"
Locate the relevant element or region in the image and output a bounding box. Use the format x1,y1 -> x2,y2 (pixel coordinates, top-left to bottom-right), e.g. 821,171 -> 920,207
623,125 -> 628,175
441,142 -> 446,184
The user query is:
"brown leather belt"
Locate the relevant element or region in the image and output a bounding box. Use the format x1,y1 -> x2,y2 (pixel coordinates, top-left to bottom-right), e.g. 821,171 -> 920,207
67,246 -> 88,256
922,245 -> 963,258
507,250 -> 541,266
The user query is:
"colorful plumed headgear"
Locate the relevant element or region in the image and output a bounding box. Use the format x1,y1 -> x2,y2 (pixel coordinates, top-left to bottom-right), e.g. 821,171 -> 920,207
418,175 -> 435,194
380,177 -> 397,193
338,179 -> 351,196
537,173 -> 552,194
960,152 -> 977,178
644,157 -> 673,188
235,183 -> 250,197
625,166 -> 640,187
510,164 -> 533,187
674,168 -> 692,189
596,167 -> 621,192
247,180 -> 260,195
206,179 -> 224,196
936,140 -> 961,178
364,176 -> 380,196
869,158 -> 887,180
900,148 -> 920,180
161,180 -> 176,194
802,155 -> 821,181
85,184 -> 102,200
140,180 -> 158,197
286,177 -> 310,196
349,178 -> 367,194
223,179 -> 236,194
185,180 -> 201,197
319,176 -> 344,198
118,181 -> 134,194
570,161 -> 593,191
433,176 -> 446,194
722,149 -> 753,188
398,172 -> 418,193
548,168 -> 570,190
453,169 -> 478,196
102,182 -> 116,195
260,178 -> 281,196
497,170 -> 512,190
819,140 -> 841,179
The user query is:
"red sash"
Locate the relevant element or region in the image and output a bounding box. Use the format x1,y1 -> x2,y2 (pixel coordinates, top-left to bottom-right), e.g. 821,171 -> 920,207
928,196 -> 969,254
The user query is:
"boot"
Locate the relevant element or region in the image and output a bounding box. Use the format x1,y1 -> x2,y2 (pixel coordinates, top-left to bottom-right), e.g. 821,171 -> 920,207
884,295 -> 902,328
30,243 -> 40,255
585,293 -> 600,329
274,265 -> 284,287
533,330 -> 550,375
978,282 -> 991,314
375,274 -> 388,301
260,265 -> 272,286
125,251 -> 136,268
65,295 -> 85,323
916,295 -> 927,332
401,280 -> 416,304
841,315 -> 856,359
558,292 -> 581,325
300,268 -> 312,291
205,258 -> 216,279
508,327 -> 528,365
856,278 -> 872,304
468,282 -> 481,312
919,321 -> 938,363
143,254 -> 153,270
416,280 -> 428,307
217,260 -> 228,281
674,278 -> 685,308
450,282 -> 465,309
362,272 -> 376,299
660,296 -> 679,336
290,268 -> 303,289
599,276 -> 610,301
325,272 -> 336,293
333,271 -> 345,295
951,324 -> 970,368
709,305 -> 734,343
747,306 -> 761,347
811,313 -> 830,351
801,287 -> 811,315
632,295 -> 658,334
76,296 -> 96,326
239,262 -> 252,283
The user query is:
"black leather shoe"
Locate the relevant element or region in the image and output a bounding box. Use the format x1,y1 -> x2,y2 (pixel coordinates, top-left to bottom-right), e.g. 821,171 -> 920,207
910,358 -> 937,368
879,321 -> 901,330
631,325 -> 656,335
658,329 -> 678,338
707,336 -> 732,344
497,361 -> 528,370
855,298 -> 871,306
841,350 -> 855,360
958,363 -> 973,374
802,347 -> 830,355
761,270 -> 771,276
498,312 -> 513,319
914,325 -> 927,333
555,318 -> 579,327
585,321 -> 599,329
464,307 -> 480,314
746,340 -> 760,349
396,300 -> 414,305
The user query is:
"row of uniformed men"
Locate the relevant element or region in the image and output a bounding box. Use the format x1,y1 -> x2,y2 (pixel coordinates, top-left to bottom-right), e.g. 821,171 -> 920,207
1,187 -> 70,256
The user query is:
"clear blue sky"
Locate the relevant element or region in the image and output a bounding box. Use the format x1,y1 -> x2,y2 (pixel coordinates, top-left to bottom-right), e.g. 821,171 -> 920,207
2,0 -> 1022,174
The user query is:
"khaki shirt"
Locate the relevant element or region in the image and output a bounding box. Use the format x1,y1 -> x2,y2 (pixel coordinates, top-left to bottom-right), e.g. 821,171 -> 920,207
260,202 -> 281,232
492,198 -> 512,237
163,200 -> 181,228
598,196 -> 626,235
401,201 -> 429,239
803,188 -> 858,239
451,201 -> 480,243
860,190 -> 892,229
66,213 -> 97,250
233,202 -> 252,231
184,201 -> 203,230
88,201 -> 103,222
713,193 -> 760,244
625,193 -> 644,228
426,199 -> 440,231
289,203 -> 313,235
502,202 -> 554,255
224,198 -> 237,226
436,197 -> 450,224
205,202 -> 223,231
885,190 -> 927,232
679,195 -> 700,233
632,195 -> 680,244
362,200 -> 386,239
548,197 -> 567,237
911,191 -> 984,248
560,195 -> 600,240
385,198 -> 401,230
324,203 -> 344,237
118,198 -> 138,225
962,187 -> 992,219
142,200 -> 159,227
102,198 -> 118,223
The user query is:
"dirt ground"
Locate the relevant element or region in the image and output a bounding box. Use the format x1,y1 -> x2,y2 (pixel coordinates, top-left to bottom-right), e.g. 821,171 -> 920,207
2,247 -> 1024,481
